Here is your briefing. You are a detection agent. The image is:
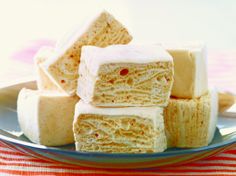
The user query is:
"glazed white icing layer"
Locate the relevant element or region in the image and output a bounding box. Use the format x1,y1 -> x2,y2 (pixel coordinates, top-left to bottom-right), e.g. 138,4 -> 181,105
80,44 -> 173,76
74,100 -> 163,120
208,88 -> 218,143
161,41 -> 205,52
44,11 -> 108,67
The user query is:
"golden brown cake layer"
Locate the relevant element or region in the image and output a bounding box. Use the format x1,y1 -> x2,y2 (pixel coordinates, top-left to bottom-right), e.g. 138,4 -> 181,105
164,90 -> 218,148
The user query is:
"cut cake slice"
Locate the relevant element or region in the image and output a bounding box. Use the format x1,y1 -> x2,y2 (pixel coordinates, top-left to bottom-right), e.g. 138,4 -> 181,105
42,11 -> 132,95
73,100 -> 167,153
77,44 -> 174,107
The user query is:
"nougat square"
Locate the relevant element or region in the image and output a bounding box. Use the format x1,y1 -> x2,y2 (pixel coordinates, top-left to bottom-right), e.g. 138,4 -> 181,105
77,45 -> 174,107
164,43 -> 208,98
42,11 -> 132,95
73,100 -> 167,153
164,89 -> 218,148
17,88 -> 79,146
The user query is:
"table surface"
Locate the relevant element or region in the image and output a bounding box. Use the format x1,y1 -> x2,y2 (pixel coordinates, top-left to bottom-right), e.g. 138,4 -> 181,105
1,140 -> 236,175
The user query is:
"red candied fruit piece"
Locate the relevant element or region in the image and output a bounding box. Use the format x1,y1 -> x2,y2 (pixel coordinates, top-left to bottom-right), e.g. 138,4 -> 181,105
120,68 -> 129,76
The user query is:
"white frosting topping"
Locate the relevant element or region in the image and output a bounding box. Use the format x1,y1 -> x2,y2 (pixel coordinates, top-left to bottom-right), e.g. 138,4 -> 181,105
17,88 -> 41,144
80,44 -> 173,76
160,42 -> 206,52
43,10 -> 109,68
208,88 -> 218,143
75,100 -> 163,120
21,88 -> 70,97
194,45 -> 208,97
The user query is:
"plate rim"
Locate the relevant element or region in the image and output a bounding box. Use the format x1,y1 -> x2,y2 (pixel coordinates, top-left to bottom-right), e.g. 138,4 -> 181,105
0,130 -> 236,158
0,79 -> 236,159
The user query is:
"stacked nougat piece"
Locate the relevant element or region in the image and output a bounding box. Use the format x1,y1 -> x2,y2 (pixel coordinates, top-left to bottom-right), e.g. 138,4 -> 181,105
163,43 -> 219,148
73,44 -> 174,153
17,11 -> 132,146
73,101 -> 167,153
42,11 -> 132,95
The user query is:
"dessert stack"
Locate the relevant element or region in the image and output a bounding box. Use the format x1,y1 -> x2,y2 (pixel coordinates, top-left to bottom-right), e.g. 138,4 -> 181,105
17,11 -> 218,152
73,44 -> 174,153
163,43 -> 218,148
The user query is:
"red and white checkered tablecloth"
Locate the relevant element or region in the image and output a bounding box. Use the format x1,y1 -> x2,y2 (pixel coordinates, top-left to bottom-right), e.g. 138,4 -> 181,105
0,40 -> 236,175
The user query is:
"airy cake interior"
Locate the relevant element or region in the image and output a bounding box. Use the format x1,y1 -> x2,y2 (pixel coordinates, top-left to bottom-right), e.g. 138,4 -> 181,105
73,114 -> 165,153
91,61 -> 173,106
45,12 -> 132,94
164,92 -> 212,148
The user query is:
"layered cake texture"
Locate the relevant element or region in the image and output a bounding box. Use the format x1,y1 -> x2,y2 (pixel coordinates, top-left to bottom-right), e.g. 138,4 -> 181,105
73,100 -> 167,153
164,89 -> 218,148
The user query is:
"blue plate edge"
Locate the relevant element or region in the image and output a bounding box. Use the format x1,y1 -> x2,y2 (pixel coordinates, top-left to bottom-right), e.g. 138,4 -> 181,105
0,132 -> 235,158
